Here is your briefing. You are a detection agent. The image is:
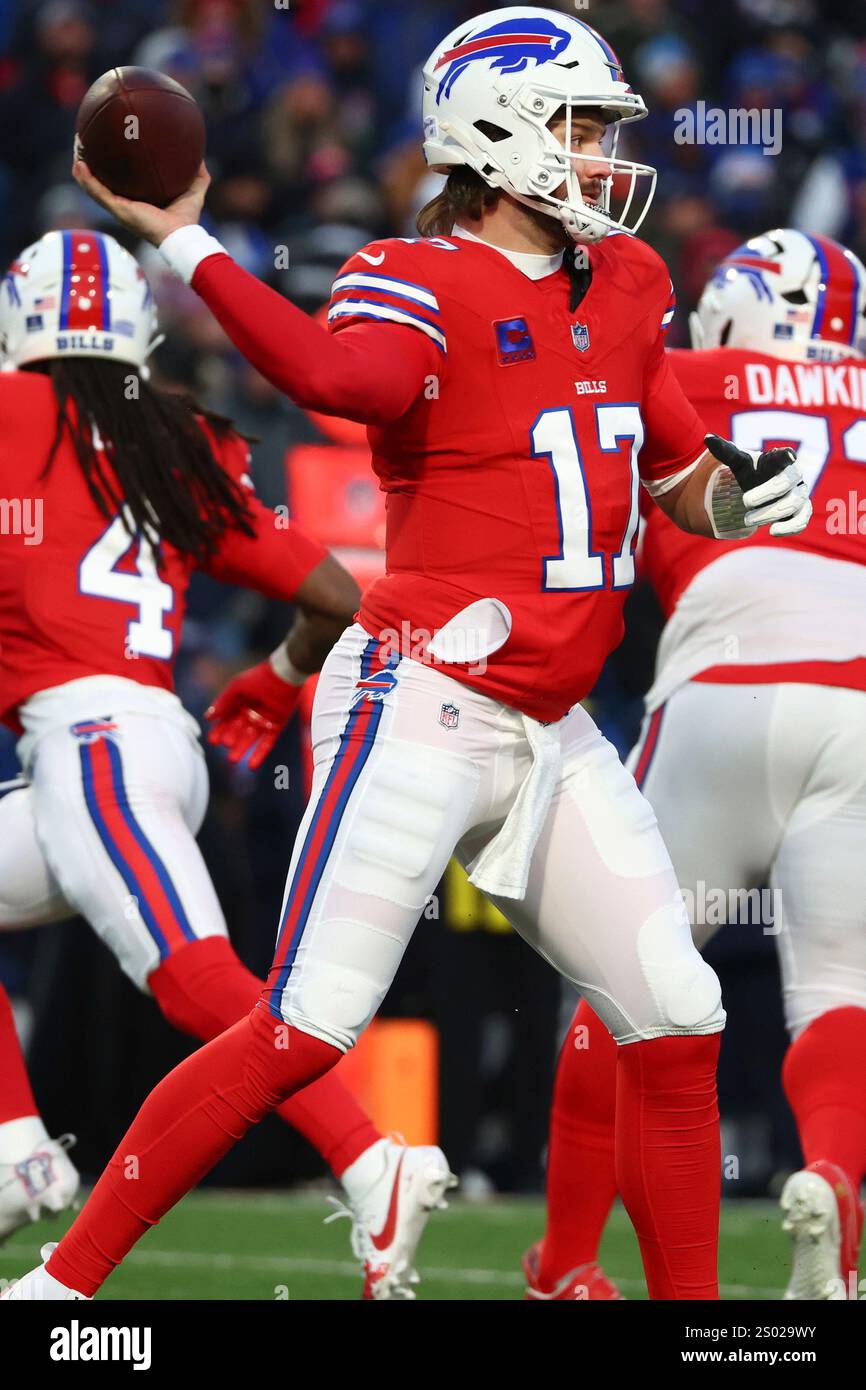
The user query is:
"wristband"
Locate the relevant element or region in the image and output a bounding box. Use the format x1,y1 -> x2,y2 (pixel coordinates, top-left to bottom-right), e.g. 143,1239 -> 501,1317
269,646 -> 309,686
159,225 -> 229,285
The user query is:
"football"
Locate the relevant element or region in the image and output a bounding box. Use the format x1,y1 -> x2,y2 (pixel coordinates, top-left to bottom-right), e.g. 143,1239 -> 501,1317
75,66 -> 206,208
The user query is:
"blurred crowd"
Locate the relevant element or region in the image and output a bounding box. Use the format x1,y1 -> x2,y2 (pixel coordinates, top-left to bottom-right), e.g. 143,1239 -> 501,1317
2,0 -> 866,500
1,0 -> 864,1193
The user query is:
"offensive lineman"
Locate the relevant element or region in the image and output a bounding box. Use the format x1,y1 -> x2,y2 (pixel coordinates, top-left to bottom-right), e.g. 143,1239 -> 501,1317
5,8 -> 811,1301
529,230 -> 866,1302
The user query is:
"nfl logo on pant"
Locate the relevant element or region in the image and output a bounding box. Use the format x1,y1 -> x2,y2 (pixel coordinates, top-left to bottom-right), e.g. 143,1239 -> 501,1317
439,703 -> 459,730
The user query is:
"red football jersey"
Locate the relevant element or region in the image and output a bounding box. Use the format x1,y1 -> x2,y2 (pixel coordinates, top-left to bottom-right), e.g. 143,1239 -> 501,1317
328,232 -> 705,722
0,372 -> 327,731
645,348 -> 866,614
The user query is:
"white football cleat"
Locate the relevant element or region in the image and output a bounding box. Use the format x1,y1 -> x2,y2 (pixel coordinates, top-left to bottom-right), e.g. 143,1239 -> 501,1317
0,1242 -> 89,1300
329,1138 -> 457,1300
0,1134 -> 79,1243
780,1160 -> 863,1300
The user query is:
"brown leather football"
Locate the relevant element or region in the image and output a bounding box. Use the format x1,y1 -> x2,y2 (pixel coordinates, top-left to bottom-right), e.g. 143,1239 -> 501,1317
75,67 -> 206,208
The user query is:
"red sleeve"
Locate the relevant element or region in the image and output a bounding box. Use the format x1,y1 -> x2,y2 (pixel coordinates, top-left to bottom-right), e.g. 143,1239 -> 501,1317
198,431 -> 328,601
190,254 -> 437,424
639,336 -> 708,495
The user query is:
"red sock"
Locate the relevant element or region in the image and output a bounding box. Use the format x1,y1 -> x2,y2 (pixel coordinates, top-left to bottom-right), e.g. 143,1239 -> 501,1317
149,938 -> 381,1176
538,999 -> 617,1287
782,1006 -> 866,1190
0,980 -> 39,1124
616,1033 -> 721,1300
47,1007 -> 340,1296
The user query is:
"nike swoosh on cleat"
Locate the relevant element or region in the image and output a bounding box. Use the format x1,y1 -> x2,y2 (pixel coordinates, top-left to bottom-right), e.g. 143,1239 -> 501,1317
358,250 -> 386,265
370,1151 -> 406,1251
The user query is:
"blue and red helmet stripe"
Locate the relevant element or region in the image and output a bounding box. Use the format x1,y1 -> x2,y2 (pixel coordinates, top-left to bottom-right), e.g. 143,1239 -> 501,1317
59,230 -> 111,333
805,233 -> 860,348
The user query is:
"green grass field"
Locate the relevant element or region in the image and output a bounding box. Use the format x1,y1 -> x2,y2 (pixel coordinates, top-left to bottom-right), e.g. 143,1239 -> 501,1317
0,1191 -> 819,1300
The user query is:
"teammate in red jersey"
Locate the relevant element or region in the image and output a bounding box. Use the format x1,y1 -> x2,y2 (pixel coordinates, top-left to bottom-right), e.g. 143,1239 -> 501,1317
530,228 -> 866,1301
5,7 -> 811,1302
0,228 -> 457,1299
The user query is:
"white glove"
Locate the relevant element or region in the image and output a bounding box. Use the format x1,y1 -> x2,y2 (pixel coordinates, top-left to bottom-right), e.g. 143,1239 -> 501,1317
704,433 -> 812,539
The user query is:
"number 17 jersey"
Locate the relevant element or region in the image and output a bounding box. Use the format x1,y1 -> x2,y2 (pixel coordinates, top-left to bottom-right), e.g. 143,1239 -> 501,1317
329,231 -> 706,723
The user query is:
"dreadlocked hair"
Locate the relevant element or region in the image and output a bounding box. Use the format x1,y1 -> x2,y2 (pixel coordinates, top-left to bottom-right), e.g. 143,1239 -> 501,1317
416,166 -> 501,237
26,359 -> 256,564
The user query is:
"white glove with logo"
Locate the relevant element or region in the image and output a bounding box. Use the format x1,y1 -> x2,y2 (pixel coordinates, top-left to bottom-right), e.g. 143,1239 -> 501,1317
703,433 -> 812,540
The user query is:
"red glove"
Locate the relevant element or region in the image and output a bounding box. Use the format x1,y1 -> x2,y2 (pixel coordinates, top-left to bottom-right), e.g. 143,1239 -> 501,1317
205,660 -> 304,770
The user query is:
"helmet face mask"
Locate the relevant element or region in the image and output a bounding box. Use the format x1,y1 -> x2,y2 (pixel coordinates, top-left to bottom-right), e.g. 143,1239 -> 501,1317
507,93 -> 657,242
691,229 -> 866,364
0,229 -> 160,373
422,6 -> 656,244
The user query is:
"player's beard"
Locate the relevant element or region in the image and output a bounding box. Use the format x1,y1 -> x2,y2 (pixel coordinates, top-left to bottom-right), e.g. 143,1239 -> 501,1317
516,194 -> 571,251
517,174 -> 605,249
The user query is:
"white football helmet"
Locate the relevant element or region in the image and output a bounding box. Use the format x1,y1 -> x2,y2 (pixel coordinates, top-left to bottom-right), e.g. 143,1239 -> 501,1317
0,229 -> 160,371
421,5 -> 655,243
690,229 -> 866,364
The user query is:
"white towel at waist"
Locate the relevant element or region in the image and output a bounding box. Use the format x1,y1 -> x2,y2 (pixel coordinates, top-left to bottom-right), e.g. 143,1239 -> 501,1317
466,715 -> 561,901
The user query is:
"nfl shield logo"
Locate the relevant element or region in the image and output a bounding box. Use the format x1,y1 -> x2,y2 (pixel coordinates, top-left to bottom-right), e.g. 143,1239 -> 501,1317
571,322 -> 590,352
439,703 -> 460,730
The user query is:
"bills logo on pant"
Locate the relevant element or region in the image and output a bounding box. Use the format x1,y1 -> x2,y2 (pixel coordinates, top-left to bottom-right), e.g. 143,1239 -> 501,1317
70,717 -> 119,745
351,666 -> 399,706
571,322 -> 591,352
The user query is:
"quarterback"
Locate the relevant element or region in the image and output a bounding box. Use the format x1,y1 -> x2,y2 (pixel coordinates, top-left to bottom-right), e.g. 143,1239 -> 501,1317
530,229 -> 866,1301
6,8 -> 810,1301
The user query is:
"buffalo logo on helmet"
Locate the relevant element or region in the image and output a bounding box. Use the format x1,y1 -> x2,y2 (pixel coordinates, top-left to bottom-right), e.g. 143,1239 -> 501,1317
433,16 -> 572,102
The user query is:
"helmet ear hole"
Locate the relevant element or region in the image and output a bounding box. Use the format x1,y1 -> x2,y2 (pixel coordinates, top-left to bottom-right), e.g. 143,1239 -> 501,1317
719,319 -> 733,347
473,120 -> 511,142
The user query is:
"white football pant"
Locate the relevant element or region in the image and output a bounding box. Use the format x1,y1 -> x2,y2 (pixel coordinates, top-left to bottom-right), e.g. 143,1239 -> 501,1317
0,678 -> 229,989
265,625 -> 725,1051
629,680 -> 866,1038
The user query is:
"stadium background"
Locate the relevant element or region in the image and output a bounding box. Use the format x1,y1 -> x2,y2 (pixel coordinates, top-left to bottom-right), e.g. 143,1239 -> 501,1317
1,0 -> 864,1208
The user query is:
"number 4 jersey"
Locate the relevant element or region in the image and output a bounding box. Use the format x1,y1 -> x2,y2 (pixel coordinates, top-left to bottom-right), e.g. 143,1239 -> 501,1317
329,230 -> 706,723
643,347 -> 866,712
0,371 -> 327,732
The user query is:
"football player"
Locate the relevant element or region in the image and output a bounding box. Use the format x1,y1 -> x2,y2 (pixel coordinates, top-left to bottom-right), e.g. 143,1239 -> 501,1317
0,229 -> 455,1299
528,229 -> 866,1301
5,8 -> 810,1301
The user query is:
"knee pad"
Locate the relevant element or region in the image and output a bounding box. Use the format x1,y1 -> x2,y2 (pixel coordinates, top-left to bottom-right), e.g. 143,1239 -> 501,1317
638,902 -> 726,1035
332,744 -> 476,911
285,916 -> 407,1053
0,787 -> 72,928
